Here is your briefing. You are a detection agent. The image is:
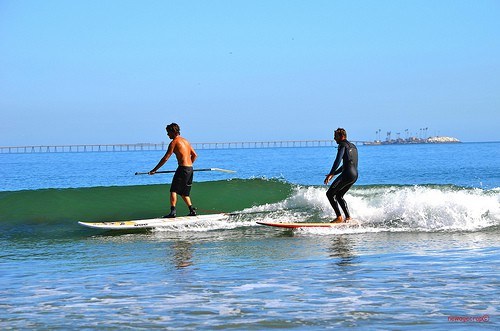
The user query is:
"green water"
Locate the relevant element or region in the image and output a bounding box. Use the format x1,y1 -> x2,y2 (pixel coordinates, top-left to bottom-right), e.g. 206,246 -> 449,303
0,179 -> 292,227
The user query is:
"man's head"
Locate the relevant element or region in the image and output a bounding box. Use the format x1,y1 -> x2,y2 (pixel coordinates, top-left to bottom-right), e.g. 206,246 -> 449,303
334,128 -> 347,143
166,123 -> 180,139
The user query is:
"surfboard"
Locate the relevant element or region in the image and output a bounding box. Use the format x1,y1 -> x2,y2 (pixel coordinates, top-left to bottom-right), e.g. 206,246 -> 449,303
78,213 -> 228,230
256,220 -> 361,229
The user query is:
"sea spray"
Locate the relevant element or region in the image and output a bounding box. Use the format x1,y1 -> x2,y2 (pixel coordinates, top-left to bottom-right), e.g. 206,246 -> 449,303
243,185 -> 500,232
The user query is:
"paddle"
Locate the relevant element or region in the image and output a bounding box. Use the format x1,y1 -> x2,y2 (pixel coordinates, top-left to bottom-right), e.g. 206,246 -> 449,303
135,168 -> 236,175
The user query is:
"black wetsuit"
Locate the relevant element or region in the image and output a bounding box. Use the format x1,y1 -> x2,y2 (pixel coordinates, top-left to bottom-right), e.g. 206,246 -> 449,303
326,140 -> 358,218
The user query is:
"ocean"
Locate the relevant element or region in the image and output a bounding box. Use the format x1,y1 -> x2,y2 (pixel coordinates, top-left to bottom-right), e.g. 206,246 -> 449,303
1,142 -> 499,330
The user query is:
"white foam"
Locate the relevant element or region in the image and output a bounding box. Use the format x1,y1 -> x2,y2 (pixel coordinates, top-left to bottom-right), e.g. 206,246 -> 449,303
354,186 -> 500,231
146,185 -> 498,234
151,217 -> 255,232
243,185 -> 500,233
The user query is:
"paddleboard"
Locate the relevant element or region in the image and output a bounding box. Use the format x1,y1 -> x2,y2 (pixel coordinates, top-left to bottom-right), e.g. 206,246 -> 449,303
256,220 -> 361,229
78,213 -> 227,230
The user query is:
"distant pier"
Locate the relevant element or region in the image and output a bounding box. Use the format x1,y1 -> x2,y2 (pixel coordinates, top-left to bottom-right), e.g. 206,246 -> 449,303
0,136 -> 461,154
0,139 -> 368,154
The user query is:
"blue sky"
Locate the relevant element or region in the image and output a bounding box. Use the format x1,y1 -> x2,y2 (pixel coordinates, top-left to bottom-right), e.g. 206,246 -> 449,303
1,0 -> 499,145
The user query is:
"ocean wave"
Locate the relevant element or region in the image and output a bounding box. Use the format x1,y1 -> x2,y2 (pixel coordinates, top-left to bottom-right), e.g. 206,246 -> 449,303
243,184 -> 500,233
0,179 -> 293,226
1,180 -> 498,237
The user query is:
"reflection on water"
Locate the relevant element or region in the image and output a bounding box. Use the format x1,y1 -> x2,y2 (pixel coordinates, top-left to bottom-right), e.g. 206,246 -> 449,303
172,241 -> 193,268
329,235 -> 357,266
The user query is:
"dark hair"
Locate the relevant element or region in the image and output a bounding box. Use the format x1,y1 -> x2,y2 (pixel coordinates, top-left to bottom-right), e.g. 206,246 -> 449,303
334,128 -> 347,138
166,123 -> 180,134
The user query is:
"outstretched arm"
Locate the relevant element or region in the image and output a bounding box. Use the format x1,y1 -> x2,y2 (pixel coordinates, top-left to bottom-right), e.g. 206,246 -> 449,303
149,142 -> 175,174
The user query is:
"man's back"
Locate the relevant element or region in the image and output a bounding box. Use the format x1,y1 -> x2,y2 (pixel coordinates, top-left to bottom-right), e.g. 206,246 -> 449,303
344,140 -> 358,170
171,136 -> 196,166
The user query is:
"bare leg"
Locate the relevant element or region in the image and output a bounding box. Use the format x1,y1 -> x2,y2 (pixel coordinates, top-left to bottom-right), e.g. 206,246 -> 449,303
162,192 -> 178,218
170,192 -> 177,207
181,195 -> 192,207
181,195 -> 196,216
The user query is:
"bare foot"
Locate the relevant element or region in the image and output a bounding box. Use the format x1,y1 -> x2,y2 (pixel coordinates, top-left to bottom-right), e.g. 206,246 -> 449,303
330,216 -> 344,223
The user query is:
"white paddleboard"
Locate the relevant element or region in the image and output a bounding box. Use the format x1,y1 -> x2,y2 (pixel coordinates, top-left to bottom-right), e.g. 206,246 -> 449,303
256,219 -> 361,229
78,213 -> 227,230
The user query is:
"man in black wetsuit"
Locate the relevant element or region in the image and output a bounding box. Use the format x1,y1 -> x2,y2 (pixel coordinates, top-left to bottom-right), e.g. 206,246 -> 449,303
324,128 -> 358,223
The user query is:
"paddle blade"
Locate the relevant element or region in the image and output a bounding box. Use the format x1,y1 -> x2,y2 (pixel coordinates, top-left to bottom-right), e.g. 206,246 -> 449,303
209,168 -> 236,173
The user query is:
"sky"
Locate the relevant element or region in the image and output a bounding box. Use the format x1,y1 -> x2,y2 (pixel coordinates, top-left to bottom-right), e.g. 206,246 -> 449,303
1,0 -> 499,145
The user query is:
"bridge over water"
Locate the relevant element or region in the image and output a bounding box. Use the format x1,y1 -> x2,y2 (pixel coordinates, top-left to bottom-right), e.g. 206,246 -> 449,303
0,140 -> 368,154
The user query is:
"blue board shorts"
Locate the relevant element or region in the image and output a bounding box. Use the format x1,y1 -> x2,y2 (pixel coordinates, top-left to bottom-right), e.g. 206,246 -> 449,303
170,166 -> 193,196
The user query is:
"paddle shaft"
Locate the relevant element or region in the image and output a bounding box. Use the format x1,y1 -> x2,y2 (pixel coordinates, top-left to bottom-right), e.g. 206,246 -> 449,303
135,168 -> 235,175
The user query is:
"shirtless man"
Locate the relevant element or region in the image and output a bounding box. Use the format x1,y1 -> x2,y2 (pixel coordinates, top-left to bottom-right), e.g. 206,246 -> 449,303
324,128 -> 358,223
149,123 -> 197,218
